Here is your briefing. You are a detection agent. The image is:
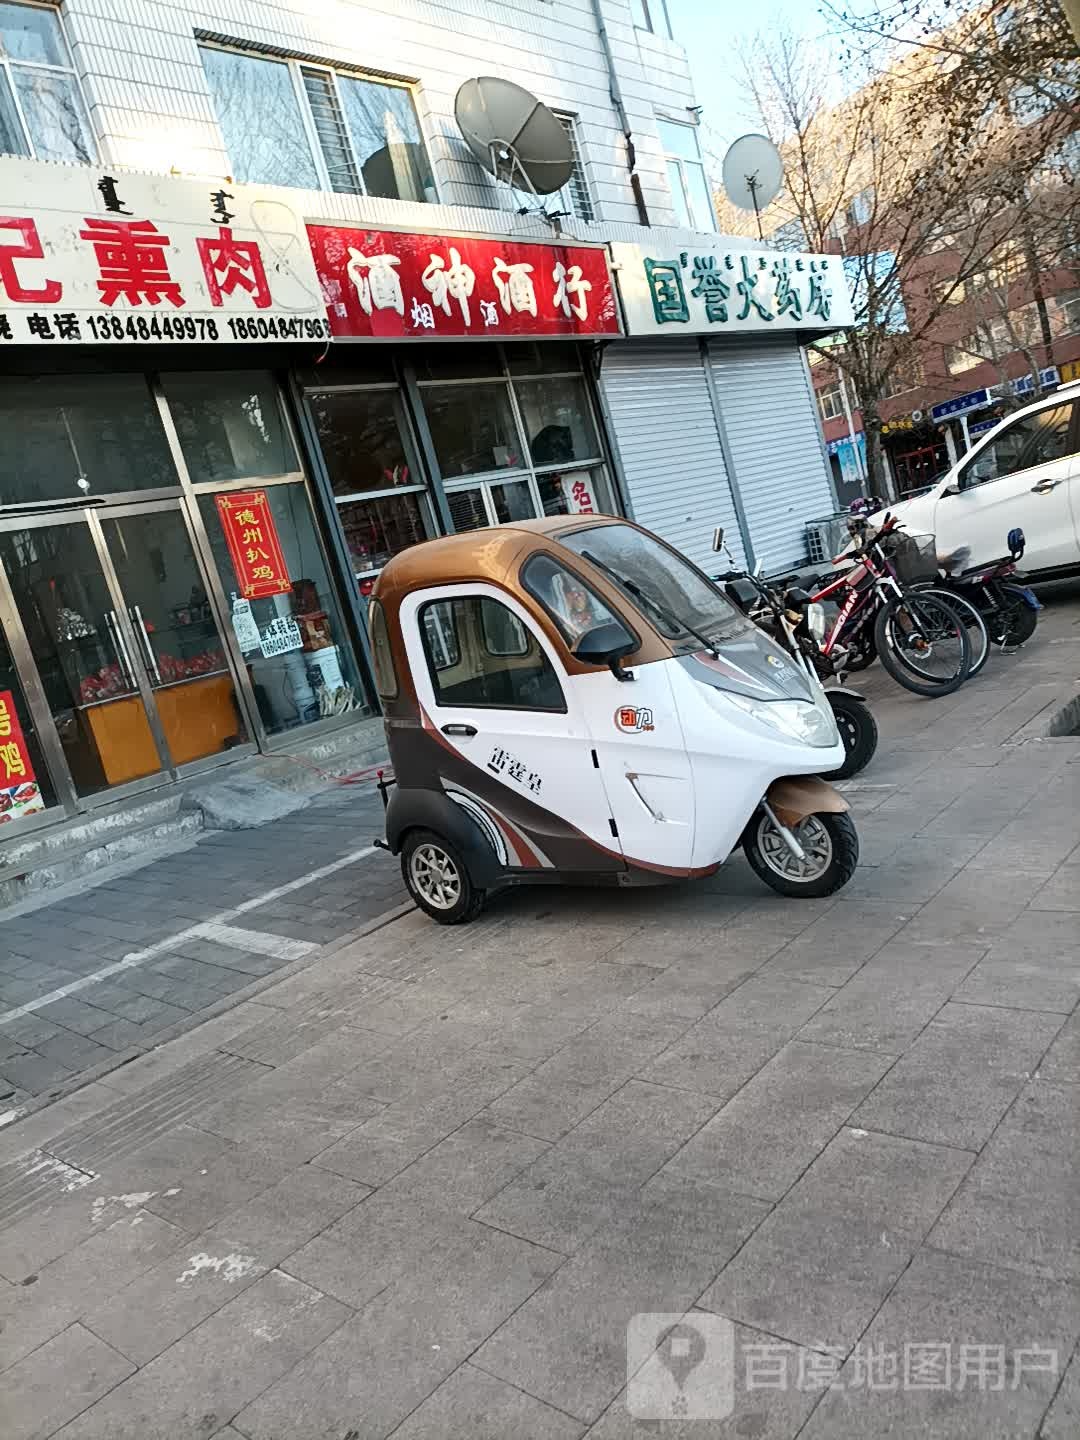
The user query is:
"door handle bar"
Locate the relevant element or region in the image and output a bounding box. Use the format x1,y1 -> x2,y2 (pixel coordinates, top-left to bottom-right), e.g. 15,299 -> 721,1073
130,605 -> 162,684
441,723 -> 477,736
1030,478 -> 1059,493
105,609 -> 137,692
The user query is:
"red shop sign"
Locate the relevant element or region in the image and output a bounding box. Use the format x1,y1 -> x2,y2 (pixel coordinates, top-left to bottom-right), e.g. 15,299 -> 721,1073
307,226 -> 621,340
215,490 -> 292,599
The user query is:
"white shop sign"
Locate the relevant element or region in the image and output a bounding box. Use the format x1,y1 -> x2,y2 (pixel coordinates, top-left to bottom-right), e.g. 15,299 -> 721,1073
0,159 -> 328,345
610,241 -> 856,339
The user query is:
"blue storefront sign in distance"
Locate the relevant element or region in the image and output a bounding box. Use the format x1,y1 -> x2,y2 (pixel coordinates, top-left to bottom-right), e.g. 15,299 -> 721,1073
968,418 -> 998,438
930,388 -> 991,422
1012,367 -> 1059,396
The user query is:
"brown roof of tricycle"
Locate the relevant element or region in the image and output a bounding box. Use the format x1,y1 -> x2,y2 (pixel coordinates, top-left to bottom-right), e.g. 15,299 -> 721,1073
372,515 -> 629,611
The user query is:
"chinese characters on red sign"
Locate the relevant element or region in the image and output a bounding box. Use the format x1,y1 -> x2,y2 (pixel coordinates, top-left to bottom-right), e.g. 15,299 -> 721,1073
307,226 -> 621,340
216,492 -> 293,600
0,690 -> 44,825
0,161 -> 329,345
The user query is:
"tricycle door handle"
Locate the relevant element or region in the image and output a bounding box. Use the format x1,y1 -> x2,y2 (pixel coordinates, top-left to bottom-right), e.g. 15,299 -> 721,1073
441,723 -> 477,737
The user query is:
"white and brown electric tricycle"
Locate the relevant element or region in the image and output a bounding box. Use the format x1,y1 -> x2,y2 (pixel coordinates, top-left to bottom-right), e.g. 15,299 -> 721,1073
370,516 -> 857,923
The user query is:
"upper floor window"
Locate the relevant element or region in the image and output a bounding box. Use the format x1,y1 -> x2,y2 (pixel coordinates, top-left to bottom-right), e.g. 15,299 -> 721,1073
769,218 -> 806,251
511,112 -> 594,223
845,185 -> 874,229
1054,290 -> 1080,338
945,343 -> 981,376
554,113 -> 594,222
0,1 -> 95,163
630,0 -> 674,39
818,384 -> 844,423
658,118 -> 715,231
199,44 -> 435,202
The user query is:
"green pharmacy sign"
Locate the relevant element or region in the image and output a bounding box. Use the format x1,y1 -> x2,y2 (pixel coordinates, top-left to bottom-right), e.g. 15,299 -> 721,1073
615,241 -> 854,338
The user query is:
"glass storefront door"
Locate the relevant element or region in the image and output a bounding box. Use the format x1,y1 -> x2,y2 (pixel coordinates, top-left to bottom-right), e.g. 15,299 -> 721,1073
0,515 -> 166,797
98,505 -> 247,768
0,502 -> 247,803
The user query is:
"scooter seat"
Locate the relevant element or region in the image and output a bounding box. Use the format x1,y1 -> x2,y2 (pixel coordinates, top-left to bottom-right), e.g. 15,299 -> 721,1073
954,556 -> 1013,580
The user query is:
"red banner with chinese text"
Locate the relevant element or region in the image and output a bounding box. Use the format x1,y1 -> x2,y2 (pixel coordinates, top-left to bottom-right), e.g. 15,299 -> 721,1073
307,226 -> 621,340
0,689 -> 44,825
216,491 -> 292,600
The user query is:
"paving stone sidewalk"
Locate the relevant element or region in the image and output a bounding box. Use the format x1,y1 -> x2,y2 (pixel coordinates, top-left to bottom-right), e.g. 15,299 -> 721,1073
0,784 -> 406,1110
0,588 -> 1078,1439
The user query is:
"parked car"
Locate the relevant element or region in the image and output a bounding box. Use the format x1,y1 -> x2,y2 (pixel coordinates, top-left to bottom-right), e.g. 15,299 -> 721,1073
873,379 -> 1080,578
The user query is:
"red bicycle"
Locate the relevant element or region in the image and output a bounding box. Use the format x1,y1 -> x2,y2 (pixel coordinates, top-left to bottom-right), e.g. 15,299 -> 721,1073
798,515 -> 973,698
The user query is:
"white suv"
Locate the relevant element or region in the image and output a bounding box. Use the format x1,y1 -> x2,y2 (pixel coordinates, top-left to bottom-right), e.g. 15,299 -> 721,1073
877,379 -> 1080,577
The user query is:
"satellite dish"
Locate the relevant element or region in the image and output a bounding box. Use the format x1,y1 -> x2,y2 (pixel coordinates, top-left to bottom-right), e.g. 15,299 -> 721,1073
455,77 -> 574,197
722,133 -> 784,238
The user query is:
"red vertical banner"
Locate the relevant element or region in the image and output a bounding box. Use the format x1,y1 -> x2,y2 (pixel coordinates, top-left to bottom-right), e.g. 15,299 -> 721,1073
0,689 -> 44,824
215,490 -> 292,599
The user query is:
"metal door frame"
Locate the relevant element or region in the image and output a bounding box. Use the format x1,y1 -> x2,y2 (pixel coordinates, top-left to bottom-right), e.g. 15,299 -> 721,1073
0,496 -> 257,817
93,495 -> 258,781
0,506 -> 172,812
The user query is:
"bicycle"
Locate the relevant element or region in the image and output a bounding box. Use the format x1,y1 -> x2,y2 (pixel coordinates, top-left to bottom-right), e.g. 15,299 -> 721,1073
801,515 -> 973,698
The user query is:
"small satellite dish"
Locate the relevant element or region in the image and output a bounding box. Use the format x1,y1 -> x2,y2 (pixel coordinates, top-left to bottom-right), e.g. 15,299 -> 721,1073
455,77 -> 574,197
722,133 -> 784,238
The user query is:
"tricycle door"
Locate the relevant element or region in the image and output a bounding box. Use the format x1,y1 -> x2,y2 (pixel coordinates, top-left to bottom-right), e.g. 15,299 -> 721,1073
399,585 -> 623,876
574,659 -> 696,874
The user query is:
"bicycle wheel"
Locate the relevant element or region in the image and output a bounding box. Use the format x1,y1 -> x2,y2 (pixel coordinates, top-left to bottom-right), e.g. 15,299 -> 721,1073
873,592 -> 972,697
918,587 -> 990,677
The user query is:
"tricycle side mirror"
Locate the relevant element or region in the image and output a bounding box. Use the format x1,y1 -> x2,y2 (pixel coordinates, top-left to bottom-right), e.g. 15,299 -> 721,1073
712,526 -> 725,552
573,622 -> 637,682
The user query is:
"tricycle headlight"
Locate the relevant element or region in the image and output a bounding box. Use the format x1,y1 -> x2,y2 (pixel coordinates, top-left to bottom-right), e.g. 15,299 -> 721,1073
725,692 -> 838,747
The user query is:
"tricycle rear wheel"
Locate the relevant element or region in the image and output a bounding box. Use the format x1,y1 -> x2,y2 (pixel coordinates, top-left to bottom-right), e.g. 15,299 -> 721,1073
402,829 -> 486,924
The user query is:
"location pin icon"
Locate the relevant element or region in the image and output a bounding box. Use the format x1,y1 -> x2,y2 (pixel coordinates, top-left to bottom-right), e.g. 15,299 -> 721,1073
656,1321 -> 707,1415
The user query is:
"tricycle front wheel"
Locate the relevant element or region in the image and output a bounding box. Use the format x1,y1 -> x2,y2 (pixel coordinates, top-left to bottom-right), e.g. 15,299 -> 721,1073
744,809 -> 859,898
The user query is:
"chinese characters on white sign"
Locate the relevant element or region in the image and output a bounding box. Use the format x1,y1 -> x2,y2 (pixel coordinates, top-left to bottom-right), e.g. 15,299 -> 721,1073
0,159 -> 328,345
610,241 -> 856,338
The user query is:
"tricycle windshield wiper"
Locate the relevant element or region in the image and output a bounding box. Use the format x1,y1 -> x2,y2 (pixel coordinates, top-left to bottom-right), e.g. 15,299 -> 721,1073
581,549 -> 719,658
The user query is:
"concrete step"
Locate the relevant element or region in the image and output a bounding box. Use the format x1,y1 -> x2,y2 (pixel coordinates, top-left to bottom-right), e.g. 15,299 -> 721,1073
0,809 -> 204,910
0,715 -> 390,913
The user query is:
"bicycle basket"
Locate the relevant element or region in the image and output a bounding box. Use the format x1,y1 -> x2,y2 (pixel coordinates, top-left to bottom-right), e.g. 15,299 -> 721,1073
886,533 -> 938,584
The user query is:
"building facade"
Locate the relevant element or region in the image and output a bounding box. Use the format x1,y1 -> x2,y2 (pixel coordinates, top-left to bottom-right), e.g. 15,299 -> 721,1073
0,0 -> 848,840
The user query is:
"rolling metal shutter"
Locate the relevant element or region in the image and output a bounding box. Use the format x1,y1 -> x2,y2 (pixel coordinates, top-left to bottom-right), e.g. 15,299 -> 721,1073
599,340 -> 747,571
706,336 -> 836,572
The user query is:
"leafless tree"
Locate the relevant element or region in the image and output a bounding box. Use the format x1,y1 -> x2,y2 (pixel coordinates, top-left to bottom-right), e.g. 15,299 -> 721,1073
712,4 -> 1078,495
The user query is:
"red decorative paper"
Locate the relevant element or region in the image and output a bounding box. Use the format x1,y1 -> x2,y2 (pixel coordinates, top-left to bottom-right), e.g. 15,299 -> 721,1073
215,490 -> 292,599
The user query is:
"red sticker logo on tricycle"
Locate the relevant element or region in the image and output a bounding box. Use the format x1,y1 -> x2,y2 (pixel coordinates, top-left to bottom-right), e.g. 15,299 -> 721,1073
615,705 -> 655,733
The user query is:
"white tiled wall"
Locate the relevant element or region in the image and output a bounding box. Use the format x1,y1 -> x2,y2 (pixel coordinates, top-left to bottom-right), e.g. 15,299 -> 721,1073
58,0 -> 701,232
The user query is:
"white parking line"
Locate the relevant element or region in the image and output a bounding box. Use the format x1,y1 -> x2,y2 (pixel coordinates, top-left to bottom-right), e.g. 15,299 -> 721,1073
192,922 -> 317,961
0,844 -> 378,1026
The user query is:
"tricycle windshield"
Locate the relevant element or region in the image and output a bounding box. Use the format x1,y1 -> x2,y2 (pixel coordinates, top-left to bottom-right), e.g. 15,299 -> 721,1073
563,523 -> 752,652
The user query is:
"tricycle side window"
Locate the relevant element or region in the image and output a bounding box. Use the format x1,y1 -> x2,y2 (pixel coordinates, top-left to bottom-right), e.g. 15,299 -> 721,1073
367,599 -> 398,699
418,595 -> 567,713
521,552 -> 624,647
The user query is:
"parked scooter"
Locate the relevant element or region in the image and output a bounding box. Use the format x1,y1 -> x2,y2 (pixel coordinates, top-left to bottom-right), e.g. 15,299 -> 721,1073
372,516 -> 860,923
935,527 -> 1041,650
711,529 -> 878,780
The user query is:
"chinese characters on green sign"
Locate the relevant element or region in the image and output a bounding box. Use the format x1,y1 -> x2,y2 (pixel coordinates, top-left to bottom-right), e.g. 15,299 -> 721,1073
644,250 -> 834,329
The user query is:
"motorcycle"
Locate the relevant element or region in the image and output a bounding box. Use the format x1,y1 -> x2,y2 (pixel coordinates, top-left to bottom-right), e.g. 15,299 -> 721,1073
935,527 -> 1041,650
711,529 -> 878,780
